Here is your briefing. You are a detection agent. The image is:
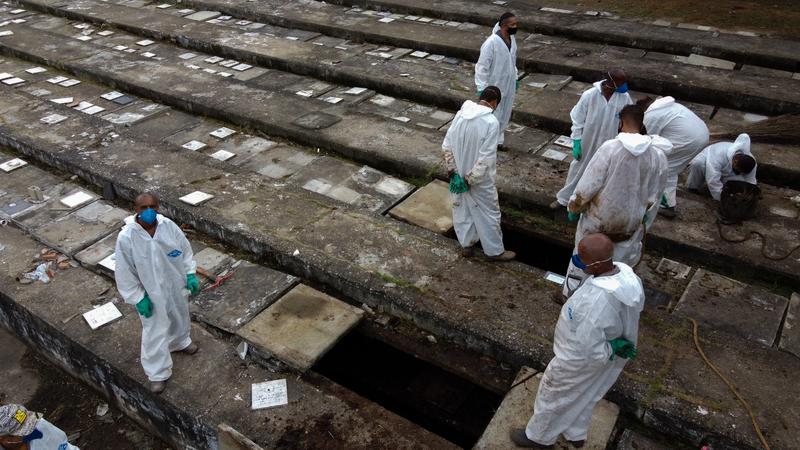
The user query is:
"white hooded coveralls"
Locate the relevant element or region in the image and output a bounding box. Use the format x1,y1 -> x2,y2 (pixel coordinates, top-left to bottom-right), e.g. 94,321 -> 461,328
475,23 -> 517,146
686,133 -> 756,201
556,81 -> 633,205
643,96 -> 709,207
565,133 -> 669,294
442,100 -> 505,256
29,418 -> 80,450
115,214 -> 196,382
526,263 -> 644,445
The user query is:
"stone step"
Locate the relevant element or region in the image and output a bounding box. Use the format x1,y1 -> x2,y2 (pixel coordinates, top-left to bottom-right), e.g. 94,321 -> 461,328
0,74 -> 798,449
0,223 -> 456,449
779,293 -> 800,358
4,0 -> 799,190
474,367 -> 619,450
170,0 -> 800,116
321,0 -> 800,72
0,29 -> 797,289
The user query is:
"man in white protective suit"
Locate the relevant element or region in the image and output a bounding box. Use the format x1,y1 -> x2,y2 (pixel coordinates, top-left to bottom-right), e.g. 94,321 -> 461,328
442,87 -> 516,261
475,11 -> 519,148
114,192 -> 201,394
552,69 -> 633,210
563,105 -> 669,297
638,96 -> 709,218
686,133 -> 757,201
0,404 -> 79,450
510,233 -> 644,448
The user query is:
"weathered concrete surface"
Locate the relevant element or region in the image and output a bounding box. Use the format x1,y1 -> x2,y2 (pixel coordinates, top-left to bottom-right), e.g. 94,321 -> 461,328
0,35 -> 796,290
191,260 -> 299,333
779,293 -> 800,358
168,0 -> 800,115
615,429 -> 673,450
74,230 -> 118,269
0,47 -> 798,448
475,368 -> 619,450
3,2 -> 799,190
0,326 -> 40,404
237,284 -> 364,372
32,200 -> 127,255
322,0 -> 800,71
0,223 -> 460,449
388,179 -> 453,235
674,269 -> 789,346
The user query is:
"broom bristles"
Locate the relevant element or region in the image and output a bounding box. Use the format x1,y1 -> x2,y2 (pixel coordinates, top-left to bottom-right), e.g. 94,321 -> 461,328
710,113 -> 800,145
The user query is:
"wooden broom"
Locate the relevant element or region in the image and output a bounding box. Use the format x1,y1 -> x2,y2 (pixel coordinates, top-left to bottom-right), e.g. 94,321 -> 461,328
710,113 -> 800,145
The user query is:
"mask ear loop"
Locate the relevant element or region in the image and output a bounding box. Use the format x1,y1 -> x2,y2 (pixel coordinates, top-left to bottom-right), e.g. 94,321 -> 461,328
607,71 -> 618,89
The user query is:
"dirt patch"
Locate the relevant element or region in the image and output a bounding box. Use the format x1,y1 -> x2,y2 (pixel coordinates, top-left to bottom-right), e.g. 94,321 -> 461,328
548,0 -> 800,39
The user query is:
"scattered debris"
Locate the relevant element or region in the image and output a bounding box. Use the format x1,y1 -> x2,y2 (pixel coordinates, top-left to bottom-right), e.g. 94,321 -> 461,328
236,341 -> 249,360
96,403 -> 109,417
251,379 -> 288,410
83,302 -> 123,330
426,334 -> 437,344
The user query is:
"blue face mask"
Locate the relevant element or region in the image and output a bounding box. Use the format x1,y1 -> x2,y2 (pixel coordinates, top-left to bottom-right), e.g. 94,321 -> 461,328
571,254 -> 588,270
23,428 -> 43,443
572,254 -> 612,272
615,82 -> 629,94
138,208 -> 157,225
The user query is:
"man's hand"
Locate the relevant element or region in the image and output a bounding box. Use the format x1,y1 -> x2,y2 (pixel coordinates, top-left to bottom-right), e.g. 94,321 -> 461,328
136,294 -> 153,318
609,338 -> 637,360
567,212 -> 580,222
186,273 -> 200,296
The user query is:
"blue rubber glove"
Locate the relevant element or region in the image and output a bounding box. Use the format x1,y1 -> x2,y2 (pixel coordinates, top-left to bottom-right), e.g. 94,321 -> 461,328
515,79 -> 520,91
609,337 -> 637,360
572,139 -> 582,161
567,211 -> 580,222
136,294 -> 153,318
186,273 -> 200,296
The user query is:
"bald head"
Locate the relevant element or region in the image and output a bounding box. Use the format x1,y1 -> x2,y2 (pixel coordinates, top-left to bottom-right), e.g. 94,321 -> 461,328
578,233 -> 614,268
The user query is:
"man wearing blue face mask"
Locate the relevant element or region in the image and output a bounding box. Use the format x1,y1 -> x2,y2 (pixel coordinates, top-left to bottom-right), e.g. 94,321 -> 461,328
114,192 -> 200,394
475,11 -> 519,149
510,234 -> 643,448
552,68 -> 633,210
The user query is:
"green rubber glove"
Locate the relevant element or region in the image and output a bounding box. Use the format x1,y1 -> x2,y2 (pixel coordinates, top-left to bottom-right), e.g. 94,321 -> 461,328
660,193 -> 669,207
476,89 -> 483,97
609,337 -> 637,360
136,294 -> 153,318
449,173 -> 470,194
186,273 -> 200,296
572,139 -> 582,161
567,211 -> 580,222
515,80 -> 520,91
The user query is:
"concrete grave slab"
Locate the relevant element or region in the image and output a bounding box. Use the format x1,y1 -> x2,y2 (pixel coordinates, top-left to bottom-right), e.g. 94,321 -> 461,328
504,126 -> 555,154
388,180 -> 451,235
740,65 -> 794,79
32,200 -> 128,255
240,147 -> 315,179
15,185 -> 100,231
680,54 -> 736,70
130,109 -> 203,141
193,246 -> 233,274
236,284 -> 364,371
185,11 -> 221,21
101,101 -> 169,125
74,231 -> 119,269
213,136 -> 276,166
524,73 -> 573,91
292,112 -> 341,130
779,293 -> 800,358
191,261 -> 299,333
475,368 -> 619,449
288,157 -> 412,213
708,107 -> 769,134
674,269 -> 789,346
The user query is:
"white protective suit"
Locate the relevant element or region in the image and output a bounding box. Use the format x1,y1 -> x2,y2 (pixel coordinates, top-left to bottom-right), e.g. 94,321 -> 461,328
556,81 -> 633,205
643,96 -> 709,207
29,418 -> 80,450
526,263 -> 644,445
475,23 -> 517,146
686,133 -> 756,201
564,133 -> 669,295
115,214 -> 196,382
442,100 -> 504,256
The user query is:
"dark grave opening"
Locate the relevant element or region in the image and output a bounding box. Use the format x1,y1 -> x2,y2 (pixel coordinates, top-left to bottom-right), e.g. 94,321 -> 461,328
314,331 -> 503,449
